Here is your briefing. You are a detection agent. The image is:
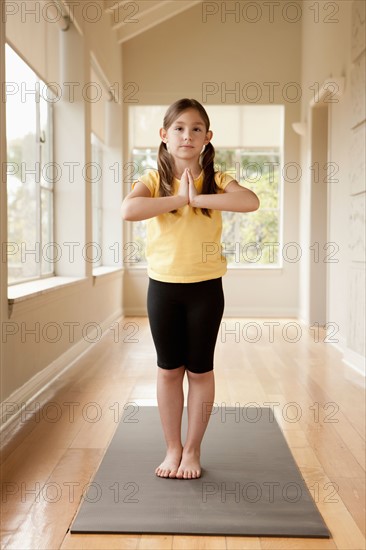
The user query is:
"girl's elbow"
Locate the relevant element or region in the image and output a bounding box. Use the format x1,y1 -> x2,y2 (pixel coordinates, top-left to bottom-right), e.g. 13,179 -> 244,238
121,201 -> 134,221
121,202 -> 144,222
248,193 -> 260,212
253,196 -> 260,211
241,193 -> 260,212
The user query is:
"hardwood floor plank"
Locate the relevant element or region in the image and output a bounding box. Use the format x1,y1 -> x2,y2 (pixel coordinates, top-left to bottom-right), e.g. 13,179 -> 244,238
331,476 -> 366,536
60,533 -> 140,549
259,537 -> 337,549
226,536 -> 261,549
171,535 -> 226,549
2,448 -> 104,549
138,535 -> 173,549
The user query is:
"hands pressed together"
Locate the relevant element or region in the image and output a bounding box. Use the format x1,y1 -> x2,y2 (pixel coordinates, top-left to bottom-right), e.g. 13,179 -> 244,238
177,168 -> 198,206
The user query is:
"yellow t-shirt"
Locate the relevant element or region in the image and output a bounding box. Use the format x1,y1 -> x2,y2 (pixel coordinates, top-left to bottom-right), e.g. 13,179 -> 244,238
132,169 -> 235,283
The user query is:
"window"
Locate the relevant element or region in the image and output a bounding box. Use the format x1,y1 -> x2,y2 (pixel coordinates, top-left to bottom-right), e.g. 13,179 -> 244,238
127,105 -> 283,268
6,44 -> 55,285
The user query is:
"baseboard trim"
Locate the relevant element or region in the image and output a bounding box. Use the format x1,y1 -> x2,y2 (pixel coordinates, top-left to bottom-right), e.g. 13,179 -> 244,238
342,347 -> 366,377
297,319 -> 365,379
124,307 -> 299,317
327,330 -> 365,378
0,308 -> 124,436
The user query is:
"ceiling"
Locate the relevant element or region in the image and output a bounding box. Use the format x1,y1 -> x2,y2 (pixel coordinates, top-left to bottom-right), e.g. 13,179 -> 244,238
102,0 -> 203,44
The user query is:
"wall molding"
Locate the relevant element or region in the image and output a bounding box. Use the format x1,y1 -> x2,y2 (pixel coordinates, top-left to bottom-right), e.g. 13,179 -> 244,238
342,346 -> 366,378
0,308 -> 123,437
123,307 -> 299,318
330,335 -> 365,378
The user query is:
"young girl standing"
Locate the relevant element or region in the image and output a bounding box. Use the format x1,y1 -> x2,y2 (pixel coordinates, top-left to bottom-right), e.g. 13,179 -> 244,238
122,98 -> 260,480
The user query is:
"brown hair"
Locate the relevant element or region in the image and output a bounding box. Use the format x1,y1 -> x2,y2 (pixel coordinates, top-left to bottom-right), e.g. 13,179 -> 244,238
157,98 -> 219,217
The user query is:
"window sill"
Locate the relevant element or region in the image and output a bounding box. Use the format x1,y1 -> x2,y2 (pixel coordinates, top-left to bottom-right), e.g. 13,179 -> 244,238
92,266 -> 124,285
8,276 -> 88,304
227,265 -> 283,270
124,265 -> 284,271
92,266 -> 124,277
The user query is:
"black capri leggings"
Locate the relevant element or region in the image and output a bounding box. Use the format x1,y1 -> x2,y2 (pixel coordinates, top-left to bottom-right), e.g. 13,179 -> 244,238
147,277 -> 225,374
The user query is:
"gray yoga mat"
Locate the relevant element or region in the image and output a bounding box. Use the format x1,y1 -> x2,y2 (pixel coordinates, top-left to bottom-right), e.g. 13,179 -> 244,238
70,406 -> 330,537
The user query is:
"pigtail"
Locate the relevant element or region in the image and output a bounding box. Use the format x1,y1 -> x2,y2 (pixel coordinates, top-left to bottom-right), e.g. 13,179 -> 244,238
157,141 -> 178,214
192,141 -> 219,218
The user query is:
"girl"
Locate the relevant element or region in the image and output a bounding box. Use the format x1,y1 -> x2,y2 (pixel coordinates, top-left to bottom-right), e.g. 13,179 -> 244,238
121,98 -> 260,480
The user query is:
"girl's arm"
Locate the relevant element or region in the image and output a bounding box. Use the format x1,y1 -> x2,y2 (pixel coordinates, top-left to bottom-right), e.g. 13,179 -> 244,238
121,181 -> 188,221
191,180 -> 260,213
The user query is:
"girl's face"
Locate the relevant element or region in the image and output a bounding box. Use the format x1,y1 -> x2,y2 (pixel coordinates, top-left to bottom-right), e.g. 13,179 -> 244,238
160,108 -> 213,161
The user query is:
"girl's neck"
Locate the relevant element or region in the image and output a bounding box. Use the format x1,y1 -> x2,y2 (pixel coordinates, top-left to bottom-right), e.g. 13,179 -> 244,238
172,160 -> 202,180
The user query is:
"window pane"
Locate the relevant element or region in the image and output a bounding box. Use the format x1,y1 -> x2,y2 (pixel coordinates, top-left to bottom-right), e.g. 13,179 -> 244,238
129,222 -> 146,265
213,149 -> 237,176
216,149 -> 281,267
240,152 -> 280,209
223,209 -> 280,266
6,45 -> 39,283
129,149 -> 158,265
132,148 -> 157,175
7,164 -> 38,284
6,44 -> 54,284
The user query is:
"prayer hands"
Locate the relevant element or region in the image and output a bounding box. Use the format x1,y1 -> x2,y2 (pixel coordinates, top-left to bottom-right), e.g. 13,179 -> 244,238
177,168 -> 190,204
178,168 -> 198,206
187,168 -> 198,204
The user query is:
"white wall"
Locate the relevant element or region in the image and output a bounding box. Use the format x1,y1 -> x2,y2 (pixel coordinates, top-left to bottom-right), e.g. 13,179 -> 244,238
299,0 -> 365,373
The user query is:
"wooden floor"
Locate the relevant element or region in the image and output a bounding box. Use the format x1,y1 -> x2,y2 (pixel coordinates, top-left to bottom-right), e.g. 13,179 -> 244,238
1,317 -> 365,550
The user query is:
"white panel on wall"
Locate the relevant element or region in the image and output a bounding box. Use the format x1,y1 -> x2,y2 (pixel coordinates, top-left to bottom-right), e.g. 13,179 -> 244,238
347,265 -> 366,356
204,106 -> 241,147
349,193 -> 366,262
241,105 -> 284,147
132,105 -> 168,148
350,49 -> 366,128
351,0 -> 366,61
350,121 -> 366,195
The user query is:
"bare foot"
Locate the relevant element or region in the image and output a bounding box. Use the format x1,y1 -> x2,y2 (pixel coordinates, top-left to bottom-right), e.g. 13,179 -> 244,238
155,447 -> 183,478
176,448 -> 201,479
